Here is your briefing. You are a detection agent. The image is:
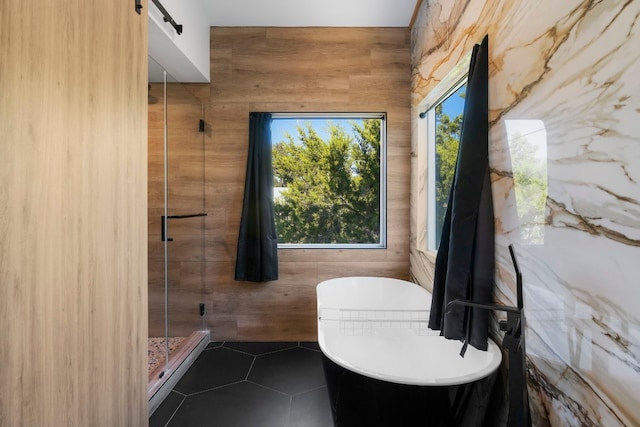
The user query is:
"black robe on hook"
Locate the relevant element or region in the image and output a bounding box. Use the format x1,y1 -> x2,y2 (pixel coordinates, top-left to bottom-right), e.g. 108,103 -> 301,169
428,35 -> 494,351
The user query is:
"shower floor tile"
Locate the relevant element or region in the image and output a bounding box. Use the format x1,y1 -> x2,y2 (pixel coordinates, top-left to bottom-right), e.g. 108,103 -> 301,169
150,341 -> 333,427
148,336 -> 186,376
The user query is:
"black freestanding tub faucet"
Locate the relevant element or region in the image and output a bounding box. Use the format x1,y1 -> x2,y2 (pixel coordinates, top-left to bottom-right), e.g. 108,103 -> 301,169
447,244 -> 531,427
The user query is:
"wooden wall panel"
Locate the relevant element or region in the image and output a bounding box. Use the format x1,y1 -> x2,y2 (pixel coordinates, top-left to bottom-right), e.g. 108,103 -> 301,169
204,27 -> 412,341
148,27 -> 411,342
0,0 -> 148,425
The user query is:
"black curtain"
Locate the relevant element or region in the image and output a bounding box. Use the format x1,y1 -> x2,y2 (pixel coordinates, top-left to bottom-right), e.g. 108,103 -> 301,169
428,35 -> 494,351
235,112 -> 278,282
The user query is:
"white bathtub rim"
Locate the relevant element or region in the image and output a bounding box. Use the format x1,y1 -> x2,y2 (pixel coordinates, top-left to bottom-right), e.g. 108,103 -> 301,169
318,332 -> 502,387
317,276 -> 503,387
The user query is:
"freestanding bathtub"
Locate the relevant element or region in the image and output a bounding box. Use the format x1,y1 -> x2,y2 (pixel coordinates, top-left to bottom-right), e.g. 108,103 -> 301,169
317,276 -> 502,426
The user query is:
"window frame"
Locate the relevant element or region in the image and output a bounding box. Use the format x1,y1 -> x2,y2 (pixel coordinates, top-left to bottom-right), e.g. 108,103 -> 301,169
417,50 -> 473,254
271,112 -> 387,249
425,78 -> 467,251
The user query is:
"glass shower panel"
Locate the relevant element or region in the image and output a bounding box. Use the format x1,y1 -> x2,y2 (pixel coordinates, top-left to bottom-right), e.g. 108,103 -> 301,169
148,57 -> 207,384
148,56 -> 169,378
164,73 -> 207,343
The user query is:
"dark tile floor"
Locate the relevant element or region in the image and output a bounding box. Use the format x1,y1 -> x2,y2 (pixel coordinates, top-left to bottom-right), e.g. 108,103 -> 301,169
150,342 -> 334,427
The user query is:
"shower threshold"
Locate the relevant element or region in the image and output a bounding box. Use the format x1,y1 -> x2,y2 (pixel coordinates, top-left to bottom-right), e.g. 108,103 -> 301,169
148,330 -> 209,416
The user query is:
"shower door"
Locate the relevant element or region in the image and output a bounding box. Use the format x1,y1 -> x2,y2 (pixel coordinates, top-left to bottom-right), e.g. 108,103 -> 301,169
148,57 -> 207,382
163,73 -> 207,344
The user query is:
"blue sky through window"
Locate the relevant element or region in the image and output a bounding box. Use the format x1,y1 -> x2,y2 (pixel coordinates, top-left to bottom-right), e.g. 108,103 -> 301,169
271,118 -> 363,145
441,85 -> 466,119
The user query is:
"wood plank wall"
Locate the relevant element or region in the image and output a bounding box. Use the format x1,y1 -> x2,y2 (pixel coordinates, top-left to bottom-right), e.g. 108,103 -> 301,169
0,1 -> 148,426
148,27 -> 411,342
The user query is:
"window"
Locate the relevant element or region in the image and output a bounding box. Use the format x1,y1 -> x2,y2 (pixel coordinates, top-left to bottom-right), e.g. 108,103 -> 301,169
271,113 -> 386,248
425,82 -> 466,251
416,50 -> 473,253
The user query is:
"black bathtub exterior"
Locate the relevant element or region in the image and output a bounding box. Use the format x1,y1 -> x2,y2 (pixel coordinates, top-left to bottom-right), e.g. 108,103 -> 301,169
321,353 -> 500,427
322,353 -> 453,426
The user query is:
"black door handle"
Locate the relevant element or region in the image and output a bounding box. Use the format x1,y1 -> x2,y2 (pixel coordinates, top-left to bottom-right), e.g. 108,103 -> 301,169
161,213 -> 208,241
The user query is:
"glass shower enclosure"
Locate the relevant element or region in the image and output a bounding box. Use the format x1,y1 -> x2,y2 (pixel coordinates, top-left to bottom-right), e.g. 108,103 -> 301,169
147,57 -> 209,413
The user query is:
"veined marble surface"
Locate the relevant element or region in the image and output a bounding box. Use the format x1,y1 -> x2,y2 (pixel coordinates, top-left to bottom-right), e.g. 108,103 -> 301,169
410,0 -> 640,426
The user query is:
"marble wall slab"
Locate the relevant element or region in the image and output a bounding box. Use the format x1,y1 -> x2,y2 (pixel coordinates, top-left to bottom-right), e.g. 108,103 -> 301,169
410,0 -> 640,425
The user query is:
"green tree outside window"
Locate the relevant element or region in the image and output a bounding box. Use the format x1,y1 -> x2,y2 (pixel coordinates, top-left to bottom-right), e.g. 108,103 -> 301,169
272,117 -> 383,245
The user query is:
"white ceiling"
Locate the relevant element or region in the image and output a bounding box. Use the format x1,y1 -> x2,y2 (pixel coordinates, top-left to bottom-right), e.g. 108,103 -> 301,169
148,0 -> 419,83
203,0 -> 419,27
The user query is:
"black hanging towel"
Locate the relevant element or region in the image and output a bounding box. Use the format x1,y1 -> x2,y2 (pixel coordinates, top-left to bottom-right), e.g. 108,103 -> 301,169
428,35 -> 494,351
